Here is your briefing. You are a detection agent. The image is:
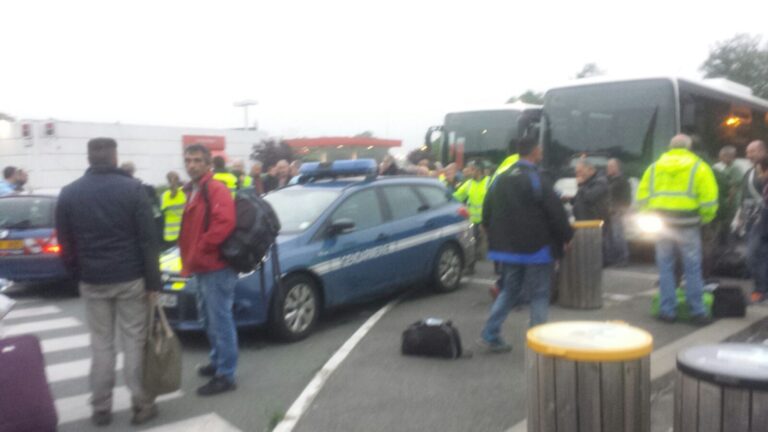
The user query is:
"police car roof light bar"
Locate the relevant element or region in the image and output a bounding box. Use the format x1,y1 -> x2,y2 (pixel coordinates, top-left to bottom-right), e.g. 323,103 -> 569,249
298,159 -> 378,183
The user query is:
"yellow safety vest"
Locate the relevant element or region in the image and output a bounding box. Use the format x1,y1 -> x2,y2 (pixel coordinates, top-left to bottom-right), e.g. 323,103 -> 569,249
636,148 -> 719,224
213,172 -> 238,197
489,154 -> 520,188
453,176 -> 490,223
241,175 -> 253,188
161,189 -> 187,242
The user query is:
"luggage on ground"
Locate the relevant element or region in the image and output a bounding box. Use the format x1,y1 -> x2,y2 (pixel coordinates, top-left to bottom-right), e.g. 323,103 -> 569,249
401,318 -> 463,359
712,285 -> 747,318
0,335 -> 58,432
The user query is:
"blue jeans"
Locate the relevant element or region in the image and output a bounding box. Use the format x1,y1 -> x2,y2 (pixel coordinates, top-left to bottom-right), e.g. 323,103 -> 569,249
481,262 -> 552,345
606,212 -> 629,266
194,267 -> 238,381
655,226 -> 706,318
747,222 -> 768,294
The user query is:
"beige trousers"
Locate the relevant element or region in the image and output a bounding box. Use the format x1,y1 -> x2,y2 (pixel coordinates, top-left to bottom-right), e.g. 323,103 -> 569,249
80,278 -> 153,412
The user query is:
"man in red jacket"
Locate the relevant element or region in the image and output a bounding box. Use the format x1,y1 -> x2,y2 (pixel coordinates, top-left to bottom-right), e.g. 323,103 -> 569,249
178,144 -> 238,396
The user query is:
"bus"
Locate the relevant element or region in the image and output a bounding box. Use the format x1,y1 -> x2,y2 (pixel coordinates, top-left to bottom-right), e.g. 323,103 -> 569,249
426,102 -> 542,168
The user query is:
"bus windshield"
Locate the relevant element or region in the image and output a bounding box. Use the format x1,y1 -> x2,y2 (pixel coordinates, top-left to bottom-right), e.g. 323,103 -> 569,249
443,109 -> 521,165
542,79 -> 676,178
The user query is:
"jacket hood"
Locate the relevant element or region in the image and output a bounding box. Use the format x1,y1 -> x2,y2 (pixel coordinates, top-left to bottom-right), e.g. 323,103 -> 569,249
655,149 -> 700,174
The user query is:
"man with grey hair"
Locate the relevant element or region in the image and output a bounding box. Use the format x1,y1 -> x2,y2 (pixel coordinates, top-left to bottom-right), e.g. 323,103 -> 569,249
737,140 -> 768,302
636,134 -> 719,325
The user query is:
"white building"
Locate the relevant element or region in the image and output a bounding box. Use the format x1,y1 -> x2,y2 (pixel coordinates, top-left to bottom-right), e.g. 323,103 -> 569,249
0,119 -> 267,190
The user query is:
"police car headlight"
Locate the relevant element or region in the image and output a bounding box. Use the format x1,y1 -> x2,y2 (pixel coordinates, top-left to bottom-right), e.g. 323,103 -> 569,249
636,214 -> 663,234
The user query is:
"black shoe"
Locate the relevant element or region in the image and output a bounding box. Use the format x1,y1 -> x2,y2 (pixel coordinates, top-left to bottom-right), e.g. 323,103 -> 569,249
690,314 -> 713,326
657,314 -> 676,324
130,404 -> 158,425
197,376 -> 237,396
197,363 -> 217,377
91,411 -> 112,427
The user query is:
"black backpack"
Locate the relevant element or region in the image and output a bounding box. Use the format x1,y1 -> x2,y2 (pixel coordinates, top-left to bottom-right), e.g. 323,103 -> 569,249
401,319 -> 463,359
712,285 -> 747,318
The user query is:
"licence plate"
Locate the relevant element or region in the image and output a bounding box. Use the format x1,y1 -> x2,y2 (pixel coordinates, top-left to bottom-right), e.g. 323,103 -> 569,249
0,240 -> 23,250
158,293 -> 178,308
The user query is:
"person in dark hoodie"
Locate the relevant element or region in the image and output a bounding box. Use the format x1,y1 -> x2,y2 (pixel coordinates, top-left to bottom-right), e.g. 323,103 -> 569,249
571,159 -> 611,264
477,137 -> 573,353
56,138 -> 161,426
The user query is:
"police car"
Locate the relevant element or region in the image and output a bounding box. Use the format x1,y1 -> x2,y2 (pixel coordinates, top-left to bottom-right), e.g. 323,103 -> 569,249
159,159 -> 475,341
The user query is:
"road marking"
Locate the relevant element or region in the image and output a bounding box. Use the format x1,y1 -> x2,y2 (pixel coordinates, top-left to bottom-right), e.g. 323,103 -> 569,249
143,413 -> 242,432
605,268 -> 658,282
462,276 -> 497,285
503,306 -> 768,432
47,354 -> 124,383
56,386 -> 183,425
273,297 -> 401,432
3,317 -> 81,336
41,333 -> 91,353
4,305 -> 61,321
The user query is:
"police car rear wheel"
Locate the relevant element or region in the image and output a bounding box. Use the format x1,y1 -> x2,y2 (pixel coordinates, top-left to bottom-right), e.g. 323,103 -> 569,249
433,243 -> 463,292
270,275 -> 319,341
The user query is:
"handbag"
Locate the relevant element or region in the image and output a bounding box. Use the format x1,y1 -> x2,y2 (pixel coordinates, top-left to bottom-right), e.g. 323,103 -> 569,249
143,300 -> 182,396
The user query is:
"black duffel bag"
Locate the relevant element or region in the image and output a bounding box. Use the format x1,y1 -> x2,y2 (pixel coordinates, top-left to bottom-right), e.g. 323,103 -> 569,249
401,318 -> 463,359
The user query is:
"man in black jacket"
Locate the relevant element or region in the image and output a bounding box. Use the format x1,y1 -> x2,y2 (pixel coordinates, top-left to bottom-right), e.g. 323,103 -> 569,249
606,158 -> 631,266
478,138 -> 573,353
572,159 -> 611,265
56,138 -> 161,427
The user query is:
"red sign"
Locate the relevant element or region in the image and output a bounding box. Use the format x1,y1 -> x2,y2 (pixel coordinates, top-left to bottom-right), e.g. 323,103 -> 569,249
182,135 -> 226,151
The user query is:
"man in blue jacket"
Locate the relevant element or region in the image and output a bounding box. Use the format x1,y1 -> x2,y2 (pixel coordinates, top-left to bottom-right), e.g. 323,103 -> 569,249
56,138 -> 161,426
478,137 -> 573,353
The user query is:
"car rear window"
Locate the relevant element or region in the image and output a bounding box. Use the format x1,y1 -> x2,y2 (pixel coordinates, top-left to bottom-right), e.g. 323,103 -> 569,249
415,186 -> 451,209
381,186 -> 423,221
0,197 -> 56,229
264,188 -> 341,233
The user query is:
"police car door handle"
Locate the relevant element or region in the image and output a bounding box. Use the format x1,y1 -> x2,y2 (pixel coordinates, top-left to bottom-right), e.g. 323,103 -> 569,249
376,233 -> 389,242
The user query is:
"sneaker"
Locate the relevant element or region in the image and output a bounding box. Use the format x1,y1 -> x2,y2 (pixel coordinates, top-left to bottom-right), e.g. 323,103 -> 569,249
131,404 -> 158,426
91,411 -> 112,427
197,363 -> 217,377
656,314 -> 676,324
475,338 -> 513,354
751,292 -> 765,304
197,376 -> 237,396
690,314 -> 713,326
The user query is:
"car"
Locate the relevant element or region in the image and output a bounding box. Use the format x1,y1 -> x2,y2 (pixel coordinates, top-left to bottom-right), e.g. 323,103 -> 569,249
158,159 -> 475,341
0,193 -> 69,286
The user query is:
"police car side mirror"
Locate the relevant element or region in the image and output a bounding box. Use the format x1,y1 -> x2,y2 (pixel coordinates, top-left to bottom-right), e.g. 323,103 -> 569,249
328,218 -> 356,236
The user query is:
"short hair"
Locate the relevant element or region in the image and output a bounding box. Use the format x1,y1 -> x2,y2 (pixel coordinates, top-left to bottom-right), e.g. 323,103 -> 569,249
517,137 -> 539,157
669,134 -> 693,149
251,160 -> 263,168
212,156 -> 226,170
166,170 -> 180,181
184,144 -> 212,164
88,138 -> 118,167
3,166 -> 17,180
119,161 -> 136,177
720,146 -> 737,157
576,159 -> 596,170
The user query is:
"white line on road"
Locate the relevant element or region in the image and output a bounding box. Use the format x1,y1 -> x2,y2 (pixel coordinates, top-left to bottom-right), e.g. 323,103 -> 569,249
56,386 -> 183,425
41,333 -> 91,354
273,297 -> 401,432
47,354 -> 124,383
143,413 -> 242,432
462,276 -> 497,285
4,305 -> 62,321
3,317 -> 81,336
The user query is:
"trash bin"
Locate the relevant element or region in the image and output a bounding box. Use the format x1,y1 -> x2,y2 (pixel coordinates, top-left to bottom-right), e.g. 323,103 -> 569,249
526,321 -> 653,432
675,343 -> 768,432
557,220 -> 604,309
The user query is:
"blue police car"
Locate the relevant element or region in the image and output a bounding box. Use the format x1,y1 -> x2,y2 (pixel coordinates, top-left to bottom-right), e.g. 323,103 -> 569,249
159,159 -> 475,341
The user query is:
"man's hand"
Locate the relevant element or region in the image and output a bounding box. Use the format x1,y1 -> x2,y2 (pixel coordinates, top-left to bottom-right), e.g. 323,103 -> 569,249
148,291 -> 160,303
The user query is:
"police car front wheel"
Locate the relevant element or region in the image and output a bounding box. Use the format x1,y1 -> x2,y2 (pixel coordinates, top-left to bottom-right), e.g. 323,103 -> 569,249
269,274 -> 320,342
433,243 -> 463,293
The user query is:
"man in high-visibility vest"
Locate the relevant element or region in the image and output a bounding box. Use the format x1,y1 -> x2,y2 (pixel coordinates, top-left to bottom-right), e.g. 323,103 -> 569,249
231,160 -> 252,190
453,160 -> 490,274
489,153 -> 520,189
212,156 -> 238,197
636,134 -> 719,325
161,171 -> 186,248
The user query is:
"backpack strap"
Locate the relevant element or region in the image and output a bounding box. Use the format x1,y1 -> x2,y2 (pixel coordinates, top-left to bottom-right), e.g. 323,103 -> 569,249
201,180 -> 211,233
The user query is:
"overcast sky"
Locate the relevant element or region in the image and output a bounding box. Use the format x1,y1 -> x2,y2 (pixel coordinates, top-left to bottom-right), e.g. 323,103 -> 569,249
1,0 -> 766,150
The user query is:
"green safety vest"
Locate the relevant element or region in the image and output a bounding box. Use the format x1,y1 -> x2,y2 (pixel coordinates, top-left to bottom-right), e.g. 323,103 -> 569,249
636,148 -> 719,224
489,154 -> 520,188
161,189 -> 187,242
241,175 -> 253,188
453,176 -> 490,223
213,172 -> 238,197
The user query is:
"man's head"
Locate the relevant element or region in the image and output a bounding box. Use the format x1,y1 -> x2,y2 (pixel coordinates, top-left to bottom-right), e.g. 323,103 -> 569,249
250,160 -> 263,177
231,160 -> 245,176
184,144 -> 212,181
718,146 -> 737,166
3,166 -> 17,181
212,156 -> 227,172
275,160 -> 290,179
518,137 -> 542,163
166,171 -> 181,187
746,140 -> 768,166
14,169 -> 28,187
606,158 -> 621,177
444,163 -> 457,180
289,160 -> 302,177
88,138 -> 118,168
575,159 -> 597,184
119,161 -> 136,177
669,134 -> 693,150
467,161 -> 483,179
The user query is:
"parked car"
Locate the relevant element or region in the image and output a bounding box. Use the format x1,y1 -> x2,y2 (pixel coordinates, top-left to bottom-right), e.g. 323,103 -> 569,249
159,159 -> 475,341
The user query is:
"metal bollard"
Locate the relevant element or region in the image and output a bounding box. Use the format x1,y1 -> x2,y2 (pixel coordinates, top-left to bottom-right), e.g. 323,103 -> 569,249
557,220 -> 604,309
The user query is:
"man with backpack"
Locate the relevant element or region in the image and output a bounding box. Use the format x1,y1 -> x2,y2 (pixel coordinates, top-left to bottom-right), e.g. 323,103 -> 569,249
178,144 -> 239,396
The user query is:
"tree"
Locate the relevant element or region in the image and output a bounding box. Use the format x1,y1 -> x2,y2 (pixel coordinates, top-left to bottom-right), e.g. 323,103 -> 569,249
251,138 -> 294,168
700,34 -> 768,99
507,90 -> 544,104
575,62 -> 604,79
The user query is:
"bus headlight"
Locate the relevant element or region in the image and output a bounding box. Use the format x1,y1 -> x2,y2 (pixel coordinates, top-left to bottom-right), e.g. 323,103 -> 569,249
636,214 -> 664,234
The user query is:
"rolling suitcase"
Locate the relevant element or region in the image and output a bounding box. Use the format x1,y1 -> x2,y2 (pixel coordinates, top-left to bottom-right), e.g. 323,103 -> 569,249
0,335 -> 58,432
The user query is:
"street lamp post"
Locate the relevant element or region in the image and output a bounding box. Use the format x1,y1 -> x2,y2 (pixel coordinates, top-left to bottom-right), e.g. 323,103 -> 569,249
233,99 -> 258,130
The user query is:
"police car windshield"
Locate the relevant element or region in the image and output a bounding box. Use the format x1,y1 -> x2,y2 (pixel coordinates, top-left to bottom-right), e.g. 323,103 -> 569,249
264,188 -> 341,233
